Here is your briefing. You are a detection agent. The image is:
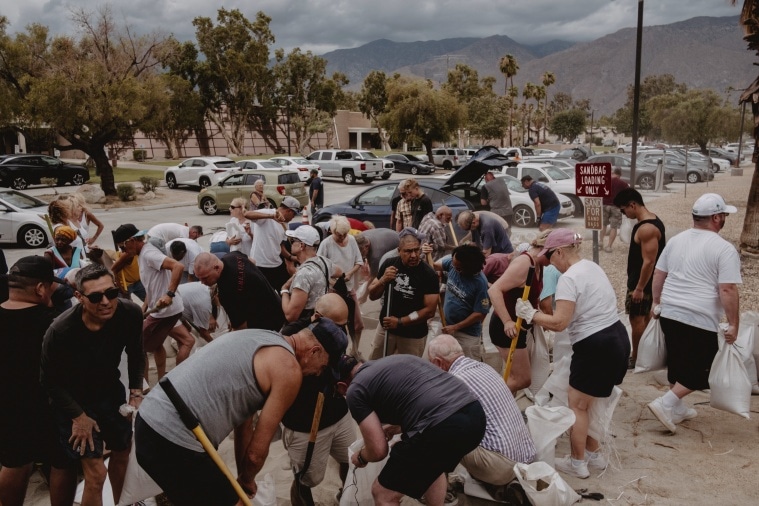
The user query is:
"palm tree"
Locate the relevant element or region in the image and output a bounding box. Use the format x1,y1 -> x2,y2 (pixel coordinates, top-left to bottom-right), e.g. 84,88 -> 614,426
541,71 -> 556,142
499,54 -> 519,146
731,0 -> 759,255
522,83 -> 537,145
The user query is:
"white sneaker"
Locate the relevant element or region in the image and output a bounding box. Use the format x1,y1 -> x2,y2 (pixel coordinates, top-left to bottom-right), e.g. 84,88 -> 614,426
555,455 -> 590,479
672,405 -> 697,424
648,397 -> 677,433
585,450 -> 608,471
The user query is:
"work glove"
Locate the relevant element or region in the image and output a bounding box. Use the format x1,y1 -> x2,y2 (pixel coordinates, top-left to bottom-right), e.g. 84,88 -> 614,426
515,299 -> 538,324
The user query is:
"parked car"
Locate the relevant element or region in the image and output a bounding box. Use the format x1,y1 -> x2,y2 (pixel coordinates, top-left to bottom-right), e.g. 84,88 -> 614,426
695,147 -> 741,165
585,154 -> 674,190
165,156 -> 238,190
0,154 -> 89,191
532,148 -> 558,157
306,149 -> 384,184
431,148 -> 469,169
602,138 -> 618,147
637,150 -> 713,183
673,149 -> 727,173
0,189 -> 53,247
499,147 -> 540,161
616,142 -> 654,154
269,156 -> 322,181
197,168 -> 307,215
530,157 -> 577,171
501,162 -> 584,216
556,145 -> 594,162
384,154 -> 436,175
236,160 -> 283,170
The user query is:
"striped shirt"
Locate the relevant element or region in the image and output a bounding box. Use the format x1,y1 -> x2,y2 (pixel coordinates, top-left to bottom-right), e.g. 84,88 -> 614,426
449,356 -> 536,463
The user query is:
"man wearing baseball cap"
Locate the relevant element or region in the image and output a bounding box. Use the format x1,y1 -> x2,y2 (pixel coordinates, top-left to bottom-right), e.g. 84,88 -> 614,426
245,196 -> 302,290
648,193 -> 741,434
280,225 -> 343,332
1,256 -> 76,506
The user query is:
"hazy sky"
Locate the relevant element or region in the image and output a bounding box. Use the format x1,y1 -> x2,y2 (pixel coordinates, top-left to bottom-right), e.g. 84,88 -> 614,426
0,0 -> 742,54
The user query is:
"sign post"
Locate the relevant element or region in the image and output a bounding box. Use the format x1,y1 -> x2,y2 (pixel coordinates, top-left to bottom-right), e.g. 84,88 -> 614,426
575,162 -> 612,264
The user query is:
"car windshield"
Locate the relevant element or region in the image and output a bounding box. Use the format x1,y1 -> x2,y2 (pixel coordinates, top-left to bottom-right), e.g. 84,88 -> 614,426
541,165 -> 570,180
358,151 -> 379,159
258,161 -> 281,169
0,191 -> 47,209
293,158 -> 311,164
278,173 -> 300,184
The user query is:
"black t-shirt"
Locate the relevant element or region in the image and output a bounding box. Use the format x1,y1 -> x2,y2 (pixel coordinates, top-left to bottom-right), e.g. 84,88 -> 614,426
378,256 -> 439,339
218,252 -> 285,331
309,177 -> 324,207
0,304 -> 58,424
411,194 -> 433,229
527,182 -> 560,212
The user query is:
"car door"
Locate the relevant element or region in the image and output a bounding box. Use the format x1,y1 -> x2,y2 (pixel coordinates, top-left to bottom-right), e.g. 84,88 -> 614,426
350,184 -> 398,227
0,200 -> 13,242
215,173 -> 249,209
175,159 -> 196,186
19,156 -> 44,185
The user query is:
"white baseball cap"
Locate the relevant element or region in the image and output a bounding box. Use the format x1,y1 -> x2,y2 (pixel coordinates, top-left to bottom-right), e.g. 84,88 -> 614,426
692,193 -> 737,216
286,225 -> 320,246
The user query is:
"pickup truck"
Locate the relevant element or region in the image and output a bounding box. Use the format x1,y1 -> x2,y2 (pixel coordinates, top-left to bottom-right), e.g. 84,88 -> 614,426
306,149 -> 385,184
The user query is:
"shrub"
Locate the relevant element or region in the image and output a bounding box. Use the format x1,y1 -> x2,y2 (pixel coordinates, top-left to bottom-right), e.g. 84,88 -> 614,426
117,183 -> 136,202
133,149 -> 147,162
139,176 -> 160,193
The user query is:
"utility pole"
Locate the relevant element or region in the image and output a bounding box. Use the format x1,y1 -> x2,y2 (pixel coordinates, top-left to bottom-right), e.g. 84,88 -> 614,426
630,0 -> 644,187
286,94 -> 293,156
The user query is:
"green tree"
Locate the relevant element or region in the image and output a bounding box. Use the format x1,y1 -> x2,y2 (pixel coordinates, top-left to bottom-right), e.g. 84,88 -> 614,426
357,71 -> 391,151
541,71 -> 556,142
499,54 -> 519,146
612,74 -> 687,137
550,109 -> 586,143
467,94 -> 509,143
0,8 -> 173,195
380,77 -> 466,162
191,9 -> 277,154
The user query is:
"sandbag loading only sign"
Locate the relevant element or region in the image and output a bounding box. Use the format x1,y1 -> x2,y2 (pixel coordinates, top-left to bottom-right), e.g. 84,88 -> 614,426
576,162 -> 611,231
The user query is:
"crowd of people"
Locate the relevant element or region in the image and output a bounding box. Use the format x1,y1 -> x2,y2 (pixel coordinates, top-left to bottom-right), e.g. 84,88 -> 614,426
0,175 -> 743,506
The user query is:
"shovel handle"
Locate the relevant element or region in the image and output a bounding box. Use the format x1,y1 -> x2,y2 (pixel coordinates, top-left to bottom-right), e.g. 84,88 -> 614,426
504,265 -> 535,382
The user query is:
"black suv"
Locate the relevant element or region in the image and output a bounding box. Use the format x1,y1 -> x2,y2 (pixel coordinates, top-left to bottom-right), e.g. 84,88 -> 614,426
0,154 -> 90,190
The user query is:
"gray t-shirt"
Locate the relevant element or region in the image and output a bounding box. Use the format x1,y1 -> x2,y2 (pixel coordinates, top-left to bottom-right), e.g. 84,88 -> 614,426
346,355 -> 476,438
317,236 -> 363,291
360,228 -> 400,277
481,178 -> 513,217
138,330 -> 292,451
291,256 -> 336,311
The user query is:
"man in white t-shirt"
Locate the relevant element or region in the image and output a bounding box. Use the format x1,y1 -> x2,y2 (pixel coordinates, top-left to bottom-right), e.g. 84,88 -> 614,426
117,223 -> 196,382
648,193 -> 742,434
147,223 -> 203,243
166,238 -> 204,282
244,196 -> 301,290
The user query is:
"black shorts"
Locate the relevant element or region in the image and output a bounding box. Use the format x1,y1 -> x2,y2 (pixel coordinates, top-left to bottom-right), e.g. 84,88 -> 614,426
570,320 -> 630,397
1,405 -> 70,469
54,383 -> 132,461
489,318 -> 531,350
135,415 -> 239,506
660,317 -> 718,391
625,289 -> 653,317
379,401 -> 486,499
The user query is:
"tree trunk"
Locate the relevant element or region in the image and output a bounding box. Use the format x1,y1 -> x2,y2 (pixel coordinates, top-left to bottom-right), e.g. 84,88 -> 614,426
93,149 -> 116,196
208,111 -> 244,155
740,160 -> 759,256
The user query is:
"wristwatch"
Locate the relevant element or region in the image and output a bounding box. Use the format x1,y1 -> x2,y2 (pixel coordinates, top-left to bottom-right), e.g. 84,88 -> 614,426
166,290 -> 176,298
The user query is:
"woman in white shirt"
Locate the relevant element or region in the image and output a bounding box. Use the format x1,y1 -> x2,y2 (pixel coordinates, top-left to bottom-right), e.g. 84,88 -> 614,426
225,197 -> 253,255
515,228 -> 629,480
69,193 -> 104,247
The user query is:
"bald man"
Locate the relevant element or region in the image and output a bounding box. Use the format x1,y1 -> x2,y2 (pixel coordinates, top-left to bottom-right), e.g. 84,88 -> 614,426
280,294 -> 354,504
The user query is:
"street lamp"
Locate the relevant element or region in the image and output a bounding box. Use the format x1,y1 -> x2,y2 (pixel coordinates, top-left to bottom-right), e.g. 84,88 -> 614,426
588,109 -> 595,151
286,94 -> 293,156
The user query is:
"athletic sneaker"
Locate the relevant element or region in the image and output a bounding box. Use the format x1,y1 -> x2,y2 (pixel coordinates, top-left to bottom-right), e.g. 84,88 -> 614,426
648,397 -> 677,433
585,450 -> 608,471
555,455 -> 590,479
672,405 -> 698,424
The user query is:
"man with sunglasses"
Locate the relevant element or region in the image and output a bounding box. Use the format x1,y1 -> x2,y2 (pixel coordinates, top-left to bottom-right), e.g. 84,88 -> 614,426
40,263 -> 144,506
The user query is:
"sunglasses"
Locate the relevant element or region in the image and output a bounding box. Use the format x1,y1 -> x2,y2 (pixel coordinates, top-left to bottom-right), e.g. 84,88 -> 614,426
81,287 -> 120,303
230,205 -> 241,209
545,248 -> 557,260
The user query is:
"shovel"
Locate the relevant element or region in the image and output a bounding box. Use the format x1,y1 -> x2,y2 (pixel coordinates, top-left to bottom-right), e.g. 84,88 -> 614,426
290,390 -> 325,506
503,265 -> 535,382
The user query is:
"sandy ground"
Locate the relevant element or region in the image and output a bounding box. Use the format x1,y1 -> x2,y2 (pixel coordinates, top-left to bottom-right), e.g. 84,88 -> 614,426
23,166 -> 759,505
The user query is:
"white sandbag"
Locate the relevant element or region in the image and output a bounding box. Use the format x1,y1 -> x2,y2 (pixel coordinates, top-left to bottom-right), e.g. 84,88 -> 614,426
634,318 -> 667,373
709,329 -> 752,419
457,465 -> 508,504
514,461 -> 581,506
253,473 -> 277,506
528,326 -> 551,396
341,438 -> 394,506
541,355 -> 571,408
117,442 -> 162,505
588,386 -> 622,442
618,216 -> 637,245
737,311 -> 759,390
525,405 -> 575,466
552,329 -> 572,365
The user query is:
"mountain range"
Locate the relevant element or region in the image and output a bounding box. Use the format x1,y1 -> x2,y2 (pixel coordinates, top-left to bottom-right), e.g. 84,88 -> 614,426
322,16 -> 757,117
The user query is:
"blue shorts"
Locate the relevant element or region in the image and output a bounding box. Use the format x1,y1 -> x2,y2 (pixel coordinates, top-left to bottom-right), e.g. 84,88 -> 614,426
541,205 -> 560,225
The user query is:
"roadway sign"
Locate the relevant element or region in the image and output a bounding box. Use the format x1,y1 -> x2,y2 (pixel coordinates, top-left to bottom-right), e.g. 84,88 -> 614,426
575,162 -> 612,197
584,197 -> 603,230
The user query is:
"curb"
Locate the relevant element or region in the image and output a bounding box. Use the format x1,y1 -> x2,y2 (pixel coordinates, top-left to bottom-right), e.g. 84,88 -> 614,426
93,200 -> 196,214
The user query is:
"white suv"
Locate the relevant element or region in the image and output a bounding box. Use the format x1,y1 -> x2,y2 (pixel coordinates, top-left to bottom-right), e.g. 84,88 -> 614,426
502,162 -> 583,216
165,156 -> 238,190
431,148 -> 469,169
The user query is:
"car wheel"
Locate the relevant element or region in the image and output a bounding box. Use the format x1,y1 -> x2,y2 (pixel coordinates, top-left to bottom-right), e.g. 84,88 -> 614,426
568,195 -> 584,217
512,205 -> 535,227
166,174 -> 177,189
443,160 -> 453,170
381,172 -> 391,180
637,174 -> 655,190
11,176 -> 28,190
71,173 -> 85,186
199,177 -> 211,189
712,163 -> 720,173
343,171 -> 355,184
411,167 -> 418,175
362,177 -> 373,184
686,172 -> 700,184
18,225 -> 48,248
200,197 -> 218,215
617,148 -> 625,153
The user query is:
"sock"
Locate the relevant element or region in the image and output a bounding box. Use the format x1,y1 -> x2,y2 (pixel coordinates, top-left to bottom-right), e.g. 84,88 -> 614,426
571,457 -> 585,467
586,449 -> 601,460
662,390 -> 679,408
